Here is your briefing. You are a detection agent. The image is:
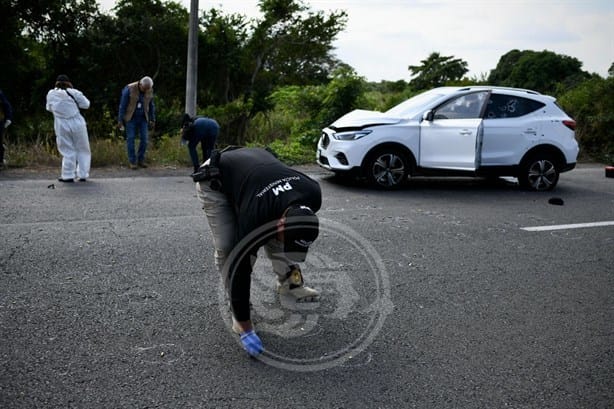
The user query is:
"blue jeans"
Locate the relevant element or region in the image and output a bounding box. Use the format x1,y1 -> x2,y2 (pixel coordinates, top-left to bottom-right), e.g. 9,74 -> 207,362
125,119 -> 148,164
188,138 -> 215,172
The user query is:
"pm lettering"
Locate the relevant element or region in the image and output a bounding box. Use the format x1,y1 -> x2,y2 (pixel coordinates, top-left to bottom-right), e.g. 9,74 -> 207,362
272,182 -> 293,196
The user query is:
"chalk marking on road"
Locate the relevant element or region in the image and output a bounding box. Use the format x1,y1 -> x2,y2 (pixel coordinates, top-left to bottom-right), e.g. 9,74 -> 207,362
521,221 -> 614,232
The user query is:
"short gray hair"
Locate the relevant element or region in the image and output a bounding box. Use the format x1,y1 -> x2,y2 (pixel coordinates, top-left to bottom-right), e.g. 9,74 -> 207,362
139,76 -> 154,89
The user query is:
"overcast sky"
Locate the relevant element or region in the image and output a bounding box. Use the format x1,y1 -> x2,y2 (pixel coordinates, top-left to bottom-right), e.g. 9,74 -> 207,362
99,0 -> 613,82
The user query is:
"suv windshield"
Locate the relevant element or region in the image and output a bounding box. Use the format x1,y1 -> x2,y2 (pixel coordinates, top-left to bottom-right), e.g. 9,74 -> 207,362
385,89 -> 450,118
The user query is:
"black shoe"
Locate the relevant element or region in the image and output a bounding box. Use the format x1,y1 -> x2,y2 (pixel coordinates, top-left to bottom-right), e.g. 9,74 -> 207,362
58,178 -> 74,183
78,178 -> 87,182
137,161 -> 148,168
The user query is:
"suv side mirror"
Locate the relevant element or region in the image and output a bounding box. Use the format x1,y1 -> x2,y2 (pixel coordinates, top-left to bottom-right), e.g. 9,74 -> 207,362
422,110 -> 434,122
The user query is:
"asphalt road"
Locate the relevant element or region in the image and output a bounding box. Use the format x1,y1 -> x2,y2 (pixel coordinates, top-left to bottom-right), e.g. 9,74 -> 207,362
1,164 -> 613,408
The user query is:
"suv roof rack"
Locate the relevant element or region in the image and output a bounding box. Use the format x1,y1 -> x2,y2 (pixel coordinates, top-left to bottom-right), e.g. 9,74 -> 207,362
458,86 -> 541,95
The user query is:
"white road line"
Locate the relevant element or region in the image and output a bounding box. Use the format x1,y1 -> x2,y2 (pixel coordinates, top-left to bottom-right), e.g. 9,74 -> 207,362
521,221 -> 614,232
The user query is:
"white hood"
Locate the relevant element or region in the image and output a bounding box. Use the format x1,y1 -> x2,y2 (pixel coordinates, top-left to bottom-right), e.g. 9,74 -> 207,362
329,109 -> 401,129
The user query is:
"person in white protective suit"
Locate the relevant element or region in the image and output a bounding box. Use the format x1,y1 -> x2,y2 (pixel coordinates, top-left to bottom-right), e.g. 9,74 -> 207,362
46,74 -> 91,182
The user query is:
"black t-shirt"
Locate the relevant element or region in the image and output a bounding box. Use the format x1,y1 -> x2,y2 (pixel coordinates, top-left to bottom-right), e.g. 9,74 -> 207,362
217,147 -> 322,321
219,147 -> 321,240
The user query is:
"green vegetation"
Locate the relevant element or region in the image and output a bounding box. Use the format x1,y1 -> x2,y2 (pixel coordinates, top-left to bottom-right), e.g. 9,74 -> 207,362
558,75 -> 614,164
1,1 -> 612,168
408,52 -> 469,91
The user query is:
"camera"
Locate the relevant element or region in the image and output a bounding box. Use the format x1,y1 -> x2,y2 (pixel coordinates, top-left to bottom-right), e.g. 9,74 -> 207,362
191,165 -> 220,183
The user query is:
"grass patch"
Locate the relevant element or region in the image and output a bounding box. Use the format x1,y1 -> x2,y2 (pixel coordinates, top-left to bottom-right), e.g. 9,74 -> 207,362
4,136 -> 61,167
3,134 -> 194,169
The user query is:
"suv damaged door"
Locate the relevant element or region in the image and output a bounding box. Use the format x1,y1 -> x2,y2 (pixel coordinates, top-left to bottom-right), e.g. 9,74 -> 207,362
419,91 -> 489,171
481,92 -> 546,167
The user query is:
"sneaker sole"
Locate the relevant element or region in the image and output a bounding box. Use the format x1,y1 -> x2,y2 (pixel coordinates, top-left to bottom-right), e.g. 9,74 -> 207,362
277,286 -> 320,303
295,295 -> 319,303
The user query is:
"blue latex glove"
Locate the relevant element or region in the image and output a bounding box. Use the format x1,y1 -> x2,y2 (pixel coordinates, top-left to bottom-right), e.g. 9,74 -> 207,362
240,330 -> 264,357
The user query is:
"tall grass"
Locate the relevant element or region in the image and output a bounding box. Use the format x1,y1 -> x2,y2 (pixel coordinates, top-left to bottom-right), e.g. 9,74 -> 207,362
3,129 -> 316,169
3,133 -> 194,169
3,104 -> 316,169
4,135 -> 61,167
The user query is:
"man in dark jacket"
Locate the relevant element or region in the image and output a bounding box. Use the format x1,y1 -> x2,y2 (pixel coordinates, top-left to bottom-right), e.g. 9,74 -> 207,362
195,147 -> 321,357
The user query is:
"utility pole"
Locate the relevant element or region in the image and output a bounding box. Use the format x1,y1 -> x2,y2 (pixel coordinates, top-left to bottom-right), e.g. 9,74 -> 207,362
185,0 -> 199,117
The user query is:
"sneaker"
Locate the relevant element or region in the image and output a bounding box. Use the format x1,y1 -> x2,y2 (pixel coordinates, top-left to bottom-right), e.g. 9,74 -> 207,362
129,163 -> 138,170
78,178 -> 87,182
137,161 -> 148,168
58,178 -> 74,183
277,268 -> 319,302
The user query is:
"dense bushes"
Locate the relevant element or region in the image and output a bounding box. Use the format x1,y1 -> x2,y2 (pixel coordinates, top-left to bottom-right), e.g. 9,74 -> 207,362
558,76 -> 614,163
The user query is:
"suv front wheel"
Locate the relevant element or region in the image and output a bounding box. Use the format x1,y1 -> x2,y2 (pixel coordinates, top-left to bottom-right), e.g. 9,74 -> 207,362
518,154 -> 559,191
364,148 -> 410,189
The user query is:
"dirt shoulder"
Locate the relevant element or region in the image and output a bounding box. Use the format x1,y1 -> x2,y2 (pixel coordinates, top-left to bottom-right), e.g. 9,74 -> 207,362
0,163 -> 329,180
0,165 -> 194,180
1,161 -> 605,181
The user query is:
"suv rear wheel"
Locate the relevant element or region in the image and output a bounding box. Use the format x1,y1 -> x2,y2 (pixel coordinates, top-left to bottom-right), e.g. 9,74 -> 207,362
364,148 -> 410,189
518,154 -> 559,191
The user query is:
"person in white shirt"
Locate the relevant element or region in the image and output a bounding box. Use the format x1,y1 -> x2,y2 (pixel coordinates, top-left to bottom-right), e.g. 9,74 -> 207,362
45,74 -> 91,182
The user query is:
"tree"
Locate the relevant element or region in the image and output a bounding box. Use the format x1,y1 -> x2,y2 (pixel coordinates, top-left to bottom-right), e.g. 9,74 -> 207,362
408,52 -> 468,91
244,0 -> 347,111
487,49 -> 523,85
488,49 -> 590,94
3,0 -> 101,115
199,8 -> 250,105
200,0 -> 348,144
0,0 -> 41,114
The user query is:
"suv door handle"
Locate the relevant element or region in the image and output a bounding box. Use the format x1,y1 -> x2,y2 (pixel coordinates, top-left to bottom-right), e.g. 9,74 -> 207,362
459,129 -> 472,136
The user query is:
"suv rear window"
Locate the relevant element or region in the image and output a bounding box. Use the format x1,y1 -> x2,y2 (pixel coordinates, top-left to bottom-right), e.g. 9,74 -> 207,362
485,94 -> 545,119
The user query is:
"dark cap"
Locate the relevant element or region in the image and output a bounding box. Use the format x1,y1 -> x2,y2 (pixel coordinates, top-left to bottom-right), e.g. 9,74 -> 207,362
283,205 -> 319,262
56,74 -> 70,82
181,113 -> 193,128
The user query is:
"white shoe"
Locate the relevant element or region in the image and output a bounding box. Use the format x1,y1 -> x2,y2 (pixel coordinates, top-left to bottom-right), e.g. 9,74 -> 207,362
277,268 -> 319,302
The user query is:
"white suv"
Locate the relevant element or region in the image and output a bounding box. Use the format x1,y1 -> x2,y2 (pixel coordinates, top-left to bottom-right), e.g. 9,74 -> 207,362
317,86 -> 578,190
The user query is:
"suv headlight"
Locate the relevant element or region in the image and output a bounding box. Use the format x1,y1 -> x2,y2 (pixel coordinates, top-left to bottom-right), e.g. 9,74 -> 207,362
332,130 -> 372,141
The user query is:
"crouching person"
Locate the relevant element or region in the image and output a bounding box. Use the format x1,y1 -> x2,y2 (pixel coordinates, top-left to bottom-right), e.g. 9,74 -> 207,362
194,147 -> 321,357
